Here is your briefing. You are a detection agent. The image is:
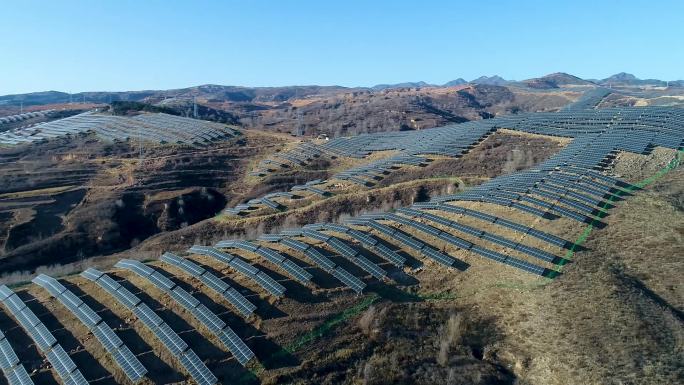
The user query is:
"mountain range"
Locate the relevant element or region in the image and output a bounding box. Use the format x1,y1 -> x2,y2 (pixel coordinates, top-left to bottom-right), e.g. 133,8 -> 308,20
1,72 -> 681,107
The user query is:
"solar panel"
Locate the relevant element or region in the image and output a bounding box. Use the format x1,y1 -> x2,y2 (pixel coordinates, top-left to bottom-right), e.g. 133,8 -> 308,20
218,327 -> 255,365
4,364 -> 34,385
95,274 -> 122,293
134,304 -> 164,328
59,291 -> 84,311
331,267 -> 365,293
64,367 -> 88,385
198,272 -> 229,293
154,323 -> 188,355
281,259 -> 313,283
17,307 -> 41,329
169,287 -> 200,309
227,257 -> 259,276
74,303 -> 102,328
372,243 -> 406,267
111,346 -> 147,383
32,274 -> 67,296
303,248 -> 336,272
191,304 -> 226,333
92,323 -> 123,352
224,288 -> 257,317
420,247 -> 455,267
30,323 -> 57,352
354,256 -> 387,279
256,247 -> 286,264
503,257 -> 546,276
114,286 -> 141,309
0,337 -> 19,370
147,272 -> 176,292
469,245 -> 507,263
46,344 -> 77,379
253,272 -> 286,297
178,349 -> 217,385
327,237 -> 358,258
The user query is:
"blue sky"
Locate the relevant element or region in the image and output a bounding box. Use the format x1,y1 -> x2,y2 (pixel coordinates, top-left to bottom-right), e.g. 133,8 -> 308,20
1,0 -> 682,94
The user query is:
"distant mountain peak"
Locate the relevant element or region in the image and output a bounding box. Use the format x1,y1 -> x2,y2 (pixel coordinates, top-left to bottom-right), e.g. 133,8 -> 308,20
443,78 -> 467,87
371,81 -> 433,90
604,72 -> 638,82
470,75 -> 510,86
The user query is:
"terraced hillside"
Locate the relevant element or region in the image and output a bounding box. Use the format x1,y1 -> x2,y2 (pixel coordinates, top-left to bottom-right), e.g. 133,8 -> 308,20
0,88 -> 681,385
0,128 -> 289,275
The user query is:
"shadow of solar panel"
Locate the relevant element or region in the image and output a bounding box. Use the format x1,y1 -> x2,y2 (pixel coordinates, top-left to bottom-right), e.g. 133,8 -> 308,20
218,327 -> 255,365
178,349 -> 217,385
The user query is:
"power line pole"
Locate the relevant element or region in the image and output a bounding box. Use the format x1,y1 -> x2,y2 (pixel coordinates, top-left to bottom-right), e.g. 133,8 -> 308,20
193,96 -> 198,118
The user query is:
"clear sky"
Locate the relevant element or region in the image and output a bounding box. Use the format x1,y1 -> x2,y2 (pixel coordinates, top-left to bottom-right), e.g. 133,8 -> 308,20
1,0 -> 682,95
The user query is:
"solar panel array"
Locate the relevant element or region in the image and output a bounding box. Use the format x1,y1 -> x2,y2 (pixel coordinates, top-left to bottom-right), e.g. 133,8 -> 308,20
80,269 -> 218,385
257,235 -> 367,293
0,111 -> 237,146
31,274 -> 147,383
561,87 -> 612,111
0,328 -> 34,385
160,252 -> 256,317
114,260 -> 255,366
214,240 -> 313,284
190,245 -> 286,297
0,285 -> 88,385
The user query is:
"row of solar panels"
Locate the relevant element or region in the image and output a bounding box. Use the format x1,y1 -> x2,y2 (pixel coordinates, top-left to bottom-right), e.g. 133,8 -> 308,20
32,274 -> 147,383
0,285 -> 87,385
81,268 -> 219,385
114,259 -> 256,365
237,102 -> 681,224
0,111 -> 237,146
